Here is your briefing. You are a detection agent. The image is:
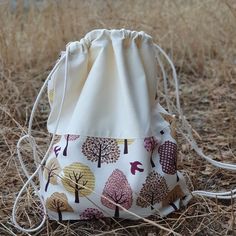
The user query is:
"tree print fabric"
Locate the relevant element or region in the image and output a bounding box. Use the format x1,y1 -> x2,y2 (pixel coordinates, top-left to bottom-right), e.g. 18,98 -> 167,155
158,141 -> 178,175
101,169 -> 132,218
46,192 -> 73,222
42,131 -> 190,221
62,162 -> 95,203
80,208 -> 104,220
136,171 -> 169,209
82,137 -> 120,168
41,130 -> 190,221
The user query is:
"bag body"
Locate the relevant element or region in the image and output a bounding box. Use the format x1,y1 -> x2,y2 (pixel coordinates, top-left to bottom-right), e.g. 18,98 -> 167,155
41,29 -> 191,221
13,29 -> 236,233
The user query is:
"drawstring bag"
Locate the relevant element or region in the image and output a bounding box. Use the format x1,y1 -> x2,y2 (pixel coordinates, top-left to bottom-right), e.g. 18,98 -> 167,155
13,29 -> 236,233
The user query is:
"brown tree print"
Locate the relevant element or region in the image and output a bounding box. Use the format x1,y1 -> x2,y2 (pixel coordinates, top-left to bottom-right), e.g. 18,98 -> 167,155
160,113 -> 177,140
82,137 -> 120,168
136,171 -> 168,210
80,208 -> 104,220
46,192 -> 73,222
63,135 -> 80,156
43,158 -> 61,192
117,139 -> 134,154
158,141 -> 178,175
144,137 -> 159,167
162,185 -> 185,211
62,162 -> 95,203
101,169 -> 132,218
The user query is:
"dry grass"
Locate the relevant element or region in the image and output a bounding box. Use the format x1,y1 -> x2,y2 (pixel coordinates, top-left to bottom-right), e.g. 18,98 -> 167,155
0,0 -> 236,235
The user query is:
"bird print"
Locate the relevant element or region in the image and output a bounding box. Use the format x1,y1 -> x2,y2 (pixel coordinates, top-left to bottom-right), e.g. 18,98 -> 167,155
130,161 -> 144,175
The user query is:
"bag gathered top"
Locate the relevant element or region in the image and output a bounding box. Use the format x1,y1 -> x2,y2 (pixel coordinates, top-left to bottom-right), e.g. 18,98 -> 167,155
12,29 -> 236,233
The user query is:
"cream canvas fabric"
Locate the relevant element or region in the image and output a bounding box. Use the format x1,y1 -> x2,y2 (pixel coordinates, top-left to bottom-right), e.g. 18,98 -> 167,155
47,29 -> 158,138
43,29 -> 191,221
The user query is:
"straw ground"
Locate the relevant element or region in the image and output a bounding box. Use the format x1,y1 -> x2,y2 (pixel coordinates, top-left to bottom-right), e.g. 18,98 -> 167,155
0,0 -> 236,235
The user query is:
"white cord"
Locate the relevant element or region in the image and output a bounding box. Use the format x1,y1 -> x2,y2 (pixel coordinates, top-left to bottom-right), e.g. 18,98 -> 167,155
154,43 -> 236,199
154,45 -> 181,115
155,52 -> 172,113
12,42 -> 76,232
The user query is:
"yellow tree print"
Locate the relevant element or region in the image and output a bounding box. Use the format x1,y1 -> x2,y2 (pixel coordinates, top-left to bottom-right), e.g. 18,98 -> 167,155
117,139 -> 134,154
62,162 -> 95,203
46,192 -> 73,222
43,157 -> 61,192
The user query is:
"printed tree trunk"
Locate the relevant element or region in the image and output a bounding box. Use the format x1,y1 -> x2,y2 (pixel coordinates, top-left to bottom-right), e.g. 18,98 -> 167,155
162,185 -> 185,210
62,162 -> 95,203
136,171 -> 168,210
43,158 -> 61,192
101,169 -> 132,218
80,208 -> 104,220
82,137 -> 120,168
117,139 -> 134,154
158,141 -> 178,175
160,113 -> 177,140
46,192 -> 73,222
144,137 -> 159,168
63,135 -> 80,156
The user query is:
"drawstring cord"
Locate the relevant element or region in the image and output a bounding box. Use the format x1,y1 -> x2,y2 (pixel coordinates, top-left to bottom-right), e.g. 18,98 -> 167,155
155,52 -> 172,113
154,44 -> 236,199
12,42 -> 74,233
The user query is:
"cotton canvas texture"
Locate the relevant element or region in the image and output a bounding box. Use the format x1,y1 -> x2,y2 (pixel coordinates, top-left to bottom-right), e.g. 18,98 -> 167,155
42,29 -> 190,221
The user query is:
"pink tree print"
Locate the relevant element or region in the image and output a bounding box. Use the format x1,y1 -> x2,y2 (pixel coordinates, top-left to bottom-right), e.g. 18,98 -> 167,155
101,169 -> 132,218
82,137 -> 120,168
80,208 -> 104,220
158,141 -> 178,175
144,137 -> 159,167
63,135 -> 80,156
